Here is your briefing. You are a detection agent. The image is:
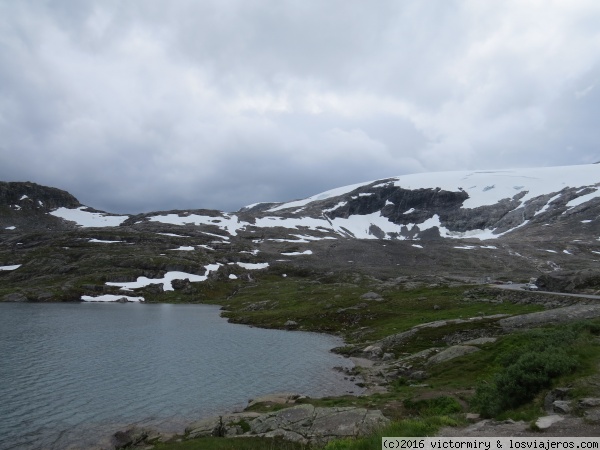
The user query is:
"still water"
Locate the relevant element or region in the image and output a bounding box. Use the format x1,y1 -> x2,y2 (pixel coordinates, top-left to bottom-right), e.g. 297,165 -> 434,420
0,303 -> 357,450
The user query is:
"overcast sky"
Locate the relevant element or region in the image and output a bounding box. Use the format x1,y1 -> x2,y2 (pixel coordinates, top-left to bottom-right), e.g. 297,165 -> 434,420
1,1 -> 599,213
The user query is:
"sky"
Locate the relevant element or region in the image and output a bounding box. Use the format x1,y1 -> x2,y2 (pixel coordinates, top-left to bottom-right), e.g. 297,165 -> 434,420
1,1 -> 600,213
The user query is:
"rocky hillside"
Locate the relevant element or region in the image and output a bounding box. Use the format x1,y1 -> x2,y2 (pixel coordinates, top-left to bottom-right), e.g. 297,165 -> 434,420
1,164 -> 599,303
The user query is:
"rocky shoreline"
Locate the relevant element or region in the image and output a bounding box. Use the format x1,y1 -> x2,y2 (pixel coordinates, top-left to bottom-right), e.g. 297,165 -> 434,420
107,392 -> 390,449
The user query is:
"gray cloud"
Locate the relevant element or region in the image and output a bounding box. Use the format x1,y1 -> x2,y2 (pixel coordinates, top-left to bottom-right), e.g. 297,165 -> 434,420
1,1 -> 600,213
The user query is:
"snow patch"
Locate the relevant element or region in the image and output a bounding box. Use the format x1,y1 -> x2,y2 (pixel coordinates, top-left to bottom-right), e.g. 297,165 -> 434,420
565,188 -> 600,209
237,262 -> 269,270
170,246 -> 195,251
107,266 -> 221,291
0,264 -> 21,271
50,207 -> 128,227
89,239 -> 123,244
149,213 -> 241,236
323,201 -> 347,213
281,250 -> 313,256
5,226 -> 16,230
81,294 -> 144,303
535,193 -> 563,216
19,195 -> 29,200
412,244 -> 423,249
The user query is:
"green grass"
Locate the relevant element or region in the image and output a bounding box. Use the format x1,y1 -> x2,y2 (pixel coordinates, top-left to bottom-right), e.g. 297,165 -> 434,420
218,275 -> 543,345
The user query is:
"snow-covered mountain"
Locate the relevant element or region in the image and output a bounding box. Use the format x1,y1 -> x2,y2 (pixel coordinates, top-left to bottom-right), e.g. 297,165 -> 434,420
2,164 -> 600,302
3,164 -> 599,243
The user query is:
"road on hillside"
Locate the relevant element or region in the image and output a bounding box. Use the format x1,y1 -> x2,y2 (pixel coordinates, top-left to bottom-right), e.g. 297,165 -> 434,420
490,283 -> 600,300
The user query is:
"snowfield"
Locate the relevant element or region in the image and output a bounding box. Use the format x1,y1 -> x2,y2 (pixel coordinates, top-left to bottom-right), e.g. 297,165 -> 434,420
45,164 -> 600,242
50,207 -> 129,227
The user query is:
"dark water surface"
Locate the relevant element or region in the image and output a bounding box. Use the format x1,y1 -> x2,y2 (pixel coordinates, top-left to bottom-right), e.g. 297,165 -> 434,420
0,303 -> 357,450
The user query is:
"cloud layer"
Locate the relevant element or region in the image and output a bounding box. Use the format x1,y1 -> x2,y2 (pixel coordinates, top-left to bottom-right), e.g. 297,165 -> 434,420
1,1 -> 599,212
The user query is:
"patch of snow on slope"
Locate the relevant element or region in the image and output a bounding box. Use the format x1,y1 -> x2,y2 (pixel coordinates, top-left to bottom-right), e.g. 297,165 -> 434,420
0,264 -> 21,271
404,208 -> 416,214
281,250 -> 313,256
170,246 -> 195,251
565,188 -> 599,209
88,239 -> 123,243
81,294 -> 144,302
237,262 -> 269,270
5,226 -> 16,230
19,195 -> 29,200
149,213 -> 242,236
323,201 -> 347,212
157,232 -> 190,237
535,193 -> 563,216
107,266 -> 221,291
50,207 -> 128,227
412,244 -> 423,249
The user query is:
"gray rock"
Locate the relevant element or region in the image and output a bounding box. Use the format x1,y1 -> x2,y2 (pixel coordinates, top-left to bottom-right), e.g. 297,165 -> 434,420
461,337 -> 497,345
284,320 -> 298,328
579,397 -> 600,408
552,400 -> 572,414
360,292 -> 383,301
500,305 -> 600,331
251,404 -> 315,435
362,345 -> 383,358
248,404 -> 389,443
583,408 -> 600,423
3,292 -> 28,302
427,345 -> 480,365
186,413 -> 260,438
409,370 -> 428,380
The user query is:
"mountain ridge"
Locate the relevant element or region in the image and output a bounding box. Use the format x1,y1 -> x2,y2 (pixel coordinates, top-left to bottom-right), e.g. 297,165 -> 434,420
1,163 -> 599,304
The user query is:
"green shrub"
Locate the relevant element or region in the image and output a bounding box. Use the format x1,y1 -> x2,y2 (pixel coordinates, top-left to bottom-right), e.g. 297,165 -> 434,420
471,325 -> 585,417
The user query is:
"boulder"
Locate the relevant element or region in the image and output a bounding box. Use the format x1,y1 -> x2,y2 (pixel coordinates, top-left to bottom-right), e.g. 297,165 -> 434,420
552,400 -> 572,414
360,292 -> 383,301
579,398 -> 600,408
427,345 -> 480,365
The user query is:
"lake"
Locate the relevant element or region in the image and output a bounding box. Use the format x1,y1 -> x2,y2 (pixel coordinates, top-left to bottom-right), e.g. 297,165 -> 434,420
0,303 -> 358,450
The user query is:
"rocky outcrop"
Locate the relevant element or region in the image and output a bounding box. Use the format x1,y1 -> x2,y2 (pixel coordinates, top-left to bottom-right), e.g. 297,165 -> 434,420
183,405 -> 389,445
426,345 -> 480,365
499,304 -> 600,331
249,404 -> 389,444
0,181 -> 81,211
537,269 -> 600,294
